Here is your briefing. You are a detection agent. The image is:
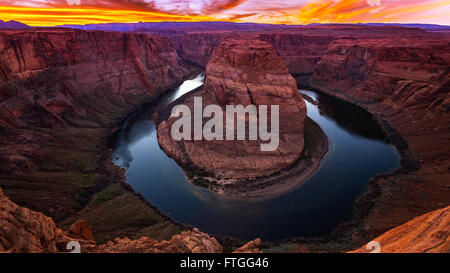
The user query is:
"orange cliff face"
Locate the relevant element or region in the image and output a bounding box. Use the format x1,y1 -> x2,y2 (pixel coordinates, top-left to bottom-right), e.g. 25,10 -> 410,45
157,37 -> 307,185
350,206 -> 450,253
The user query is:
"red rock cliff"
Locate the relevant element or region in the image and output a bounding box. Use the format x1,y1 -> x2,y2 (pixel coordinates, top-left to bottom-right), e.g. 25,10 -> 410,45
0,29 -> 190,129
312,37 -> 450,238
0,29 -> 191,229
350,206 -> 449,253
169,26 -> 431,75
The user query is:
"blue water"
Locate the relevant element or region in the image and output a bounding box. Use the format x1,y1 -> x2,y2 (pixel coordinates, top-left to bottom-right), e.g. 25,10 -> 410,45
113,76 -> 400,241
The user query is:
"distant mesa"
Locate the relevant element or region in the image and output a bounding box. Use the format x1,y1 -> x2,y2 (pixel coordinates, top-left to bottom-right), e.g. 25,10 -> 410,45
0,20 -> 29,29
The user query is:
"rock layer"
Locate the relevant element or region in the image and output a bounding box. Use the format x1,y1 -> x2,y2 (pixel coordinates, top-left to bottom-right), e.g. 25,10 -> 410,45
169,25 -> 432,75
158,38 -> 307,182
351,206 -> 450,253
0,187 -> 59,252
95,228 -> 223,253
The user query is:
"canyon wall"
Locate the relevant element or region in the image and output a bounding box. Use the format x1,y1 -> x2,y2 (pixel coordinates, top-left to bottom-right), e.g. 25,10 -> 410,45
312,37 -> 450,239
0,29 -> 191,242
169,26 -> 431,75
170,31 -> 336,75
0,29 -> 189,130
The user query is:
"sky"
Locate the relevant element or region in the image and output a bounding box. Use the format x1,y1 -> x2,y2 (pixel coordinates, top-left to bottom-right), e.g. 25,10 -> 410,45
0,0 -> 449,26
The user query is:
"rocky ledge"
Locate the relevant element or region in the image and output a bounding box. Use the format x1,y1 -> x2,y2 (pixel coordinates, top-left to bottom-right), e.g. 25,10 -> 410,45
350,206 -> 449,253
157,37 -> 327,198
2,184 -> 447,253
0,187 -> 261,253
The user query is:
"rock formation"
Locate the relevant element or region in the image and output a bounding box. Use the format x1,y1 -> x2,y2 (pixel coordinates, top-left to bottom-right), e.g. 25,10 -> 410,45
69,220 -> 94,241
95,228 -> 223,253
157,37 -> 307,183
233,238 -> 263,253
0,187 -> 60,252
350,206 -> 449,253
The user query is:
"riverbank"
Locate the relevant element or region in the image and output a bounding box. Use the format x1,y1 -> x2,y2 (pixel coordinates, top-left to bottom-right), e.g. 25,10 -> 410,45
277,78 -> 439,251
190,118 -> 328,200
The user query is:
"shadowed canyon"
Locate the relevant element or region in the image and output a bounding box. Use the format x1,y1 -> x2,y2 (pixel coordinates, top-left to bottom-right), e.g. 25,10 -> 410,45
0,23 -> 449,253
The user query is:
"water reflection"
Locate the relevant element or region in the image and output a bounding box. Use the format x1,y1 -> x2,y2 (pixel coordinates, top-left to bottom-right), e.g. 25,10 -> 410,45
113,73 -> 204,168
315,93 -> 386,140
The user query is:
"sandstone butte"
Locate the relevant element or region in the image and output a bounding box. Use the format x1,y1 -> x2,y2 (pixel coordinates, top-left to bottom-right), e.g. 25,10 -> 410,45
157,37 -> 307,181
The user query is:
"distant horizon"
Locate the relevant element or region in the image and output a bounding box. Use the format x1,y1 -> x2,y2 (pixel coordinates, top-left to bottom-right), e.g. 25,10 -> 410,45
2,19 -> 450,28
0,0 -> 449,26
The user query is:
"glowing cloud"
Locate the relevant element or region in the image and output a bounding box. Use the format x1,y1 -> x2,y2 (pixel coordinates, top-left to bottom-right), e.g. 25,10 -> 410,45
0,0 -> 448,26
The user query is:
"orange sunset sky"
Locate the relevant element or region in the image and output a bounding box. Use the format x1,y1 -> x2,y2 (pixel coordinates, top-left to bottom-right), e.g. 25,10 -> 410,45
0,0 -> 449,26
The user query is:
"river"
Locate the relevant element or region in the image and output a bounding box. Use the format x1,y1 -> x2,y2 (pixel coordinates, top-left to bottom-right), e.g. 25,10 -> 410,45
112,75 -> 400,241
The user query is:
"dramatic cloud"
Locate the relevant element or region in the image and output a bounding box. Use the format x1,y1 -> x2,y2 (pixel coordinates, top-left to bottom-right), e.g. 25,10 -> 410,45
0,0 -> 448,26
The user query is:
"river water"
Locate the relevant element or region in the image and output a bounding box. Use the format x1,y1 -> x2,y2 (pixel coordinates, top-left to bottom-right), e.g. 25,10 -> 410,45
112,75 -> 400,241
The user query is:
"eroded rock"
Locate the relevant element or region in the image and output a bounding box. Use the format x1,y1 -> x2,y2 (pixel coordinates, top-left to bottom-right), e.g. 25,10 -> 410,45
94,228 -> 222,253
0,188 -> 59,253
350,206 -> 450,253
157,37 -> 307,182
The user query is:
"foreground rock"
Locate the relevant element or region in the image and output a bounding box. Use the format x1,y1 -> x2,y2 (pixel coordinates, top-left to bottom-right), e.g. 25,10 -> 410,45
0,187 -> 256,253
0,187 -> 59,252
351,206 -> 449,253
95,228 -> 222,253
233,238 -> 263,253
158,38 -> 307,185
69,220 -> 94,241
